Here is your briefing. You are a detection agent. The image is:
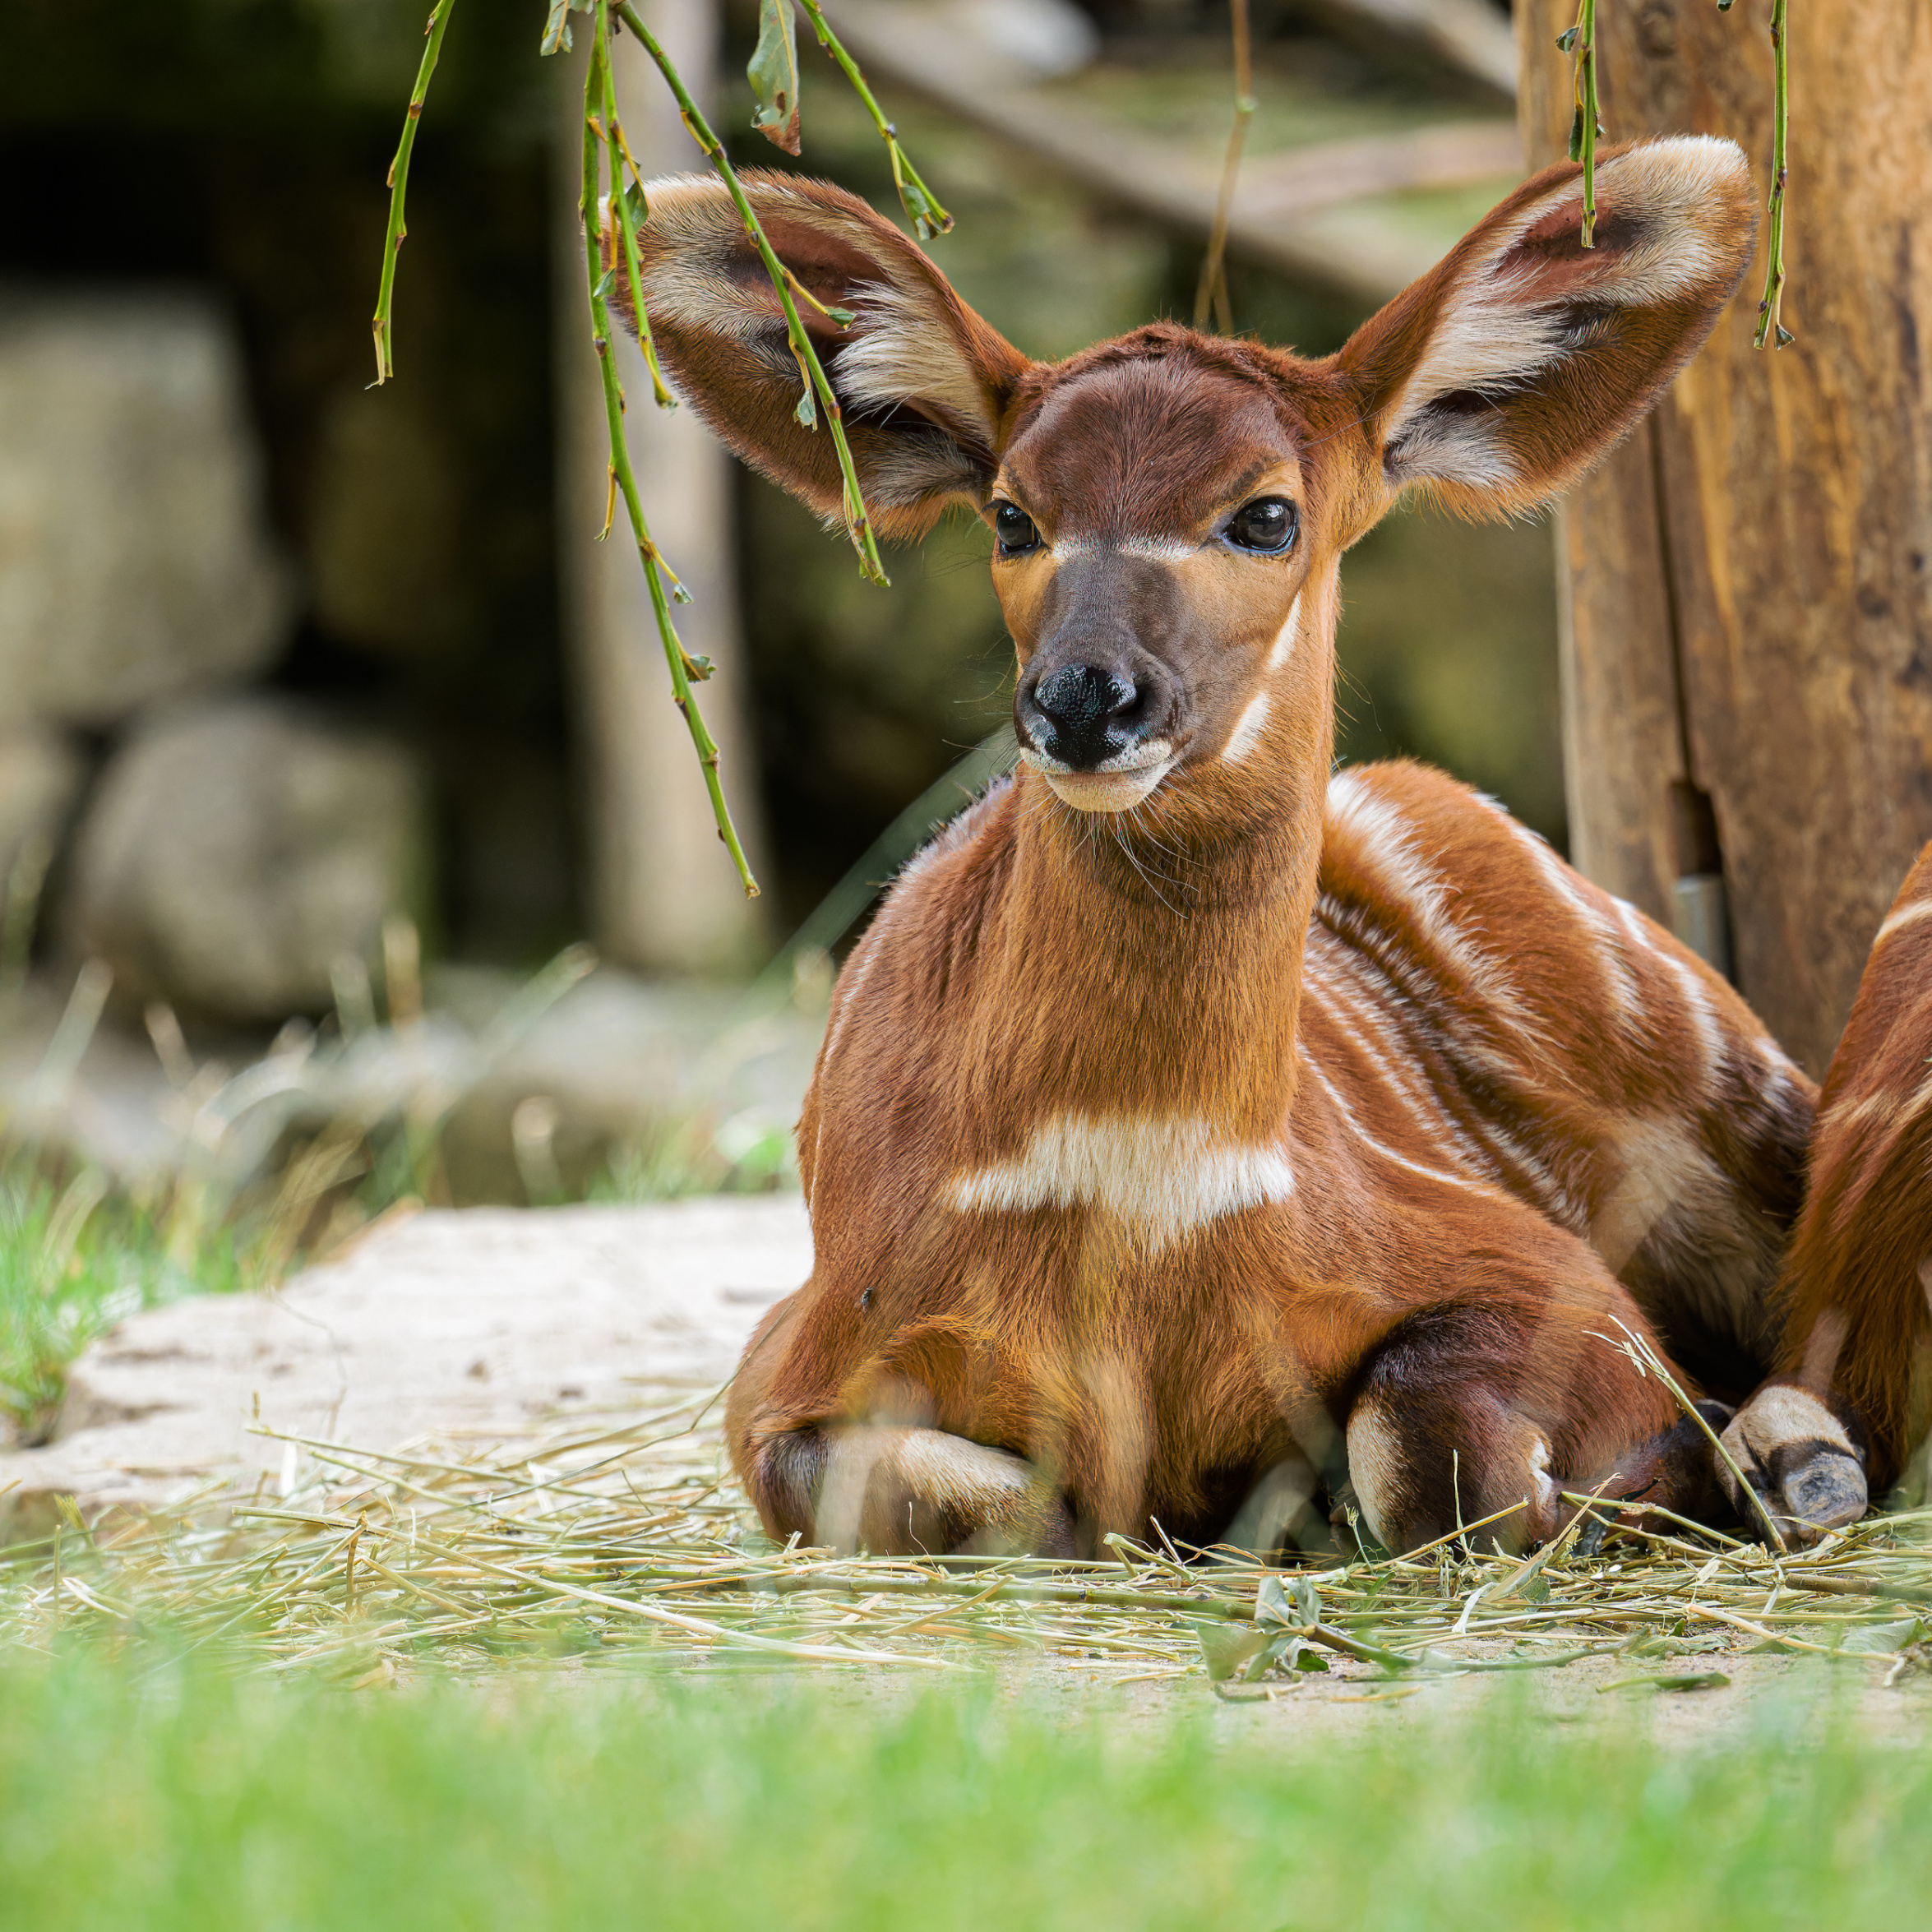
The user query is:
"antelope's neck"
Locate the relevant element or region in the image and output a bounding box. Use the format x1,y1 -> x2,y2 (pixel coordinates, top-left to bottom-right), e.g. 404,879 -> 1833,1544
982,750 -> 1327,1148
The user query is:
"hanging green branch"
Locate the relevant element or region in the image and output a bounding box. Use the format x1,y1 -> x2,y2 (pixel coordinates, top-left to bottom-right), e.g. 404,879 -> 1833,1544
594,35 -> 675,410
1562,0 -> 1793,340
1558,0 -> 1601,248
1751,0 -> 1791,349
371,0 -> 459,382
794,0 -> 953,239
582,2 -> 757,894
371,0 -> 954,896
613,0 -> 890,586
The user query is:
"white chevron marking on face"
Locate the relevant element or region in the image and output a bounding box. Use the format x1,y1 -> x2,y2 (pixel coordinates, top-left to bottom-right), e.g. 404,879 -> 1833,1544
950,1112 -> 1295,1245
1267,595 -> 1301,671
1222,691 -> 1272,764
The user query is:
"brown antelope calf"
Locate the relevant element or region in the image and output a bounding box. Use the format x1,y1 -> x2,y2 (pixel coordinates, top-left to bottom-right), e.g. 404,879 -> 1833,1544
629,137 -> 1841,1557
1717,844 -> 1932,1533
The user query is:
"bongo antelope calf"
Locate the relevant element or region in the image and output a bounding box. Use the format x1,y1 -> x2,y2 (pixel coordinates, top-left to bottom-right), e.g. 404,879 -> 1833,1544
626,137 -> 1840,1556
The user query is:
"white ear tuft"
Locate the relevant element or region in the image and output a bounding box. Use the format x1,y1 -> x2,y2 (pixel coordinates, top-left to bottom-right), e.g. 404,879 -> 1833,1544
1341,136 -> 1757,517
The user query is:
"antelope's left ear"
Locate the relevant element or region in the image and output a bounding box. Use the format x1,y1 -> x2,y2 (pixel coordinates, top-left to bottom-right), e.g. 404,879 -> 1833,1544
1334,136 -> 1756,520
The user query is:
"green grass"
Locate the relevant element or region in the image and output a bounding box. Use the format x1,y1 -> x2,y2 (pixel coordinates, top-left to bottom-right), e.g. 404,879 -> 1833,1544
0,1171 -> 246,1444
0,1652 -> 1921,1932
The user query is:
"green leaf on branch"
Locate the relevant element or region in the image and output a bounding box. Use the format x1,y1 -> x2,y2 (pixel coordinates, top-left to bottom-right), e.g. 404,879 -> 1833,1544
622,178 -> 649,228
1839,1615 -> 1924,1655
592,267 -> 617,303
899,179 -> 941,242
1194,1622 -> 1270,1683
794,385 -> 816,428
1256,1574 -> 1321,1629
748,0 -> 803,156
542,0 -> 595,57
1555,25 -> 1579,52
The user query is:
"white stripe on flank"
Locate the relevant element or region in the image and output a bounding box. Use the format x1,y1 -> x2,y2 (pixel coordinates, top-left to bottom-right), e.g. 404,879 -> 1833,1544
1298,1047 -> 1486,1197
1511,821 -> 1639,1028
950,1112 -> 1294,1244
1267,595 -> 1301,671
819,931 -> 880,1076
1222,691 -> 1272,764
1324,771 -> 1549,1056
1662,950 -> 1723,1090
1875,898 -> 1932,949
1638,913 -> 1722,1092
1608,894 -> 1722,1091
1307,912 -> 1576,1223
1300,960 -> 1498,1180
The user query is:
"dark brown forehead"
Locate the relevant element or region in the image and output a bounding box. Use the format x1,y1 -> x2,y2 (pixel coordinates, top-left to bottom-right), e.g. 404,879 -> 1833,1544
998,355 -> 1303,541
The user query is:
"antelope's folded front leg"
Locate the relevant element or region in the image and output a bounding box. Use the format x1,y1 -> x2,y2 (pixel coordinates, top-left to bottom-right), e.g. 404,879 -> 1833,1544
747,1421 -> 1075,1557
723,1287 -> 1075,1557
1342,1289 -> 1714,1555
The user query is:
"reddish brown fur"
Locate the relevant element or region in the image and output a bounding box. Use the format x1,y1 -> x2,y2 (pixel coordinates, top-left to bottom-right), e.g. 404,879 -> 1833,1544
622,140 -> 1823,1555
1746,846 -> 1932,1491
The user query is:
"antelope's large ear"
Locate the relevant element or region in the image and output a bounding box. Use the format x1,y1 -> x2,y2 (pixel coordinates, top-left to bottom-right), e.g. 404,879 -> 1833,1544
1333,136 -> 1756,521
624,172 -> 1033,540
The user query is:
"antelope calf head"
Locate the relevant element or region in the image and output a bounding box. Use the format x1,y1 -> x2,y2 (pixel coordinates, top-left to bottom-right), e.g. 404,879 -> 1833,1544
631,138 -> 1754,840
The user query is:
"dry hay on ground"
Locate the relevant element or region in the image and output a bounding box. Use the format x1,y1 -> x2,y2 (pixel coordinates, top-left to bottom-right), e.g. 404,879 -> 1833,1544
6,1391 -> 1932,1702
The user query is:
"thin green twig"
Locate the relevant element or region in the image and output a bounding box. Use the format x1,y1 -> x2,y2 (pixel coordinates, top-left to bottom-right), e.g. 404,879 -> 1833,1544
585,4 -> 760,895
615,0 -> 889,585
1194,0 -> 1255,333
594,69 -> 676,409
1753,0 -> 1791,348
371,0 -> 459,383
794,0 -> 953,239
1560,0 -> 1601,247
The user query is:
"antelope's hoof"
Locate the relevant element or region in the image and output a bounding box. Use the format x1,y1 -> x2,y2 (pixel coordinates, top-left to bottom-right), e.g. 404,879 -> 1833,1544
1720,1383 -> 1869,1546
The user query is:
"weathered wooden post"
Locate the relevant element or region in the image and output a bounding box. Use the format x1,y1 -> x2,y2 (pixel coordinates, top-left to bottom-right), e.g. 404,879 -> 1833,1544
1517,1 -> 1932,1077
554,0 -> 768,974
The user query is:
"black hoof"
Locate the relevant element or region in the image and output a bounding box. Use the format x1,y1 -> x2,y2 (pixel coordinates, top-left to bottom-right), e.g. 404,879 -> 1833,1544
1777,1444 -> 1868,1538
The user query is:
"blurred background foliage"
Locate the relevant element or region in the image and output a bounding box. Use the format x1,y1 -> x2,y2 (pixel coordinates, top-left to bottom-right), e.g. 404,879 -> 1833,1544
0,0 -> 1557,950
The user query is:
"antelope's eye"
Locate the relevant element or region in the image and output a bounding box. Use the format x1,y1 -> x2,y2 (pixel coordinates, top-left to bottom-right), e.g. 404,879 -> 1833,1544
1225,497 -> 1298,554
994,502 -> 1041,555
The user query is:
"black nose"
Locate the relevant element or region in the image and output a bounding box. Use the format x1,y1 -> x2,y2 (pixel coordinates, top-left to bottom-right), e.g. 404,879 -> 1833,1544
1027,663 -> 1140,767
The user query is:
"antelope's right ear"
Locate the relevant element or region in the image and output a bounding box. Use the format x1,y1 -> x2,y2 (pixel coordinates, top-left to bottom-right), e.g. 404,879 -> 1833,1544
626,172 -> 1033,540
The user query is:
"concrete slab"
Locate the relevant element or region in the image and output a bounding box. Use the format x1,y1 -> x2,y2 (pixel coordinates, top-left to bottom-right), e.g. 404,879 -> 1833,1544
0,1195 -> 810,1538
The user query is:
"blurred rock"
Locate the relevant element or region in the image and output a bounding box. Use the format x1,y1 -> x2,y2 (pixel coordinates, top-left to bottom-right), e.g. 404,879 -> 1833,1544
62,696 -> 431,1023
0,288 -> 291,726
0,727 -> 86,910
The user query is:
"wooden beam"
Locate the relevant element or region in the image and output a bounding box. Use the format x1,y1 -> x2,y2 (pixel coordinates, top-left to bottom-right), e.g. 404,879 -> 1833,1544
822,0 -> 1520,305
1306,0 -> 1518,99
